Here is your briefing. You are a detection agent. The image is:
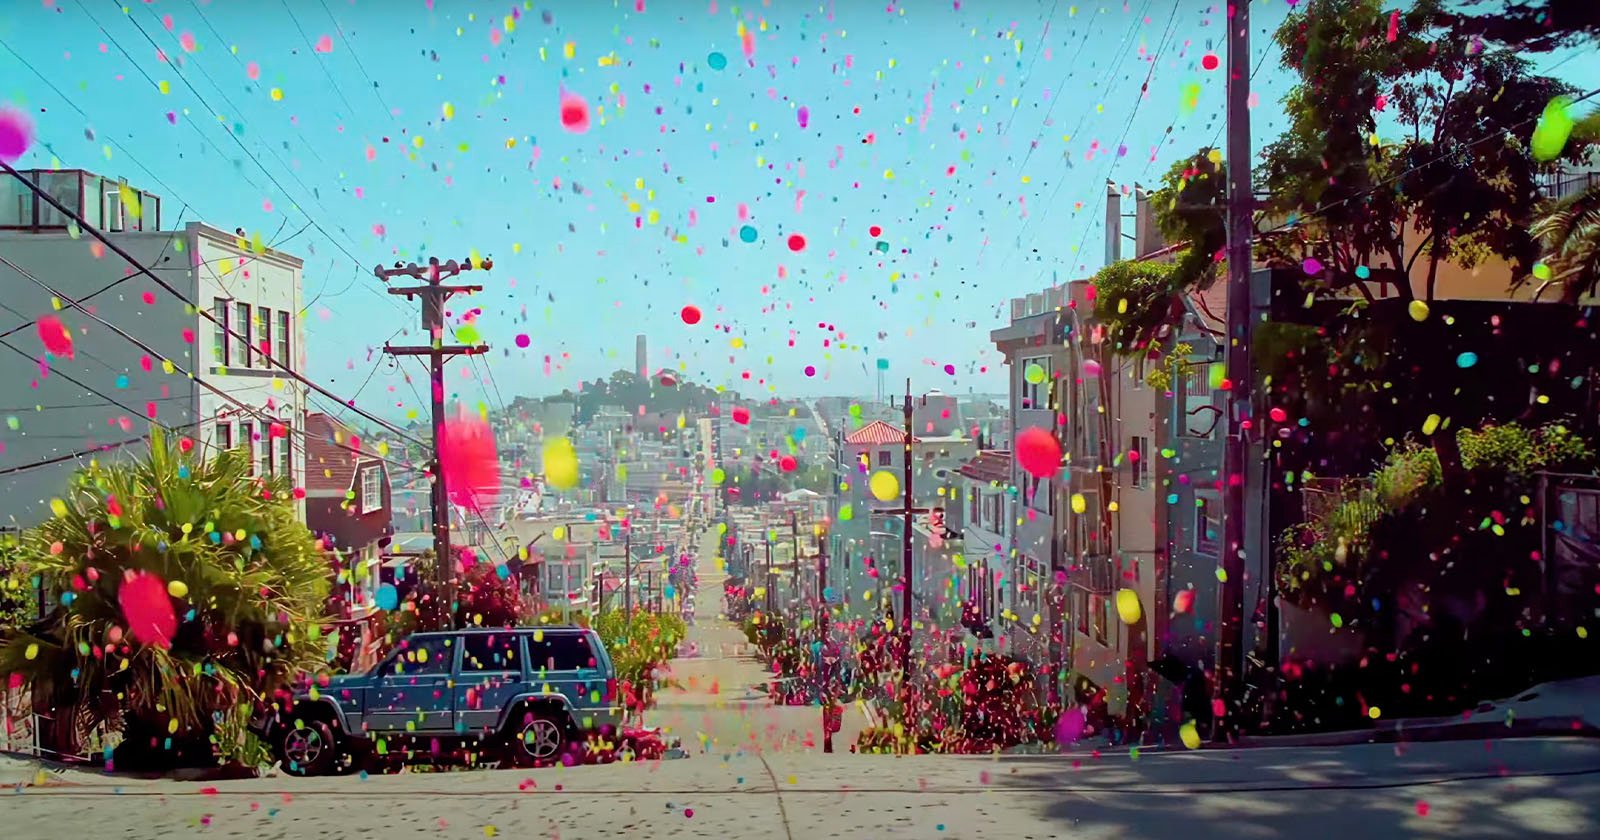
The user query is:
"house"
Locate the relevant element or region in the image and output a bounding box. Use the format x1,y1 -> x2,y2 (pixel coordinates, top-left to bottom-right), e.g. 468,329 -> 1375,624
955,449 -> 1012,648
825,415 -> 974,620
0,169 -> 309,526
302,412 -> 394,617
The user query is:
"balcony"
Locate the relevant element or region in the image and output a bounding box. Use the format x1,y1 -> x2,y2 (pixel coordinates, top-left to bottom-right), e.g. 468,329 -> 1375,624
1068,554 -> 1115,594
0,169 -> 162,232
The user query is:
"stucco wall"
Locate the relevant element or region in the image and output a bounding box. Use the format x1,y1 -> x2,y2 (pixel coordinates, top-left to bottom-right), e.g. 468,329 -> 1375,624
0,230 -> 197,527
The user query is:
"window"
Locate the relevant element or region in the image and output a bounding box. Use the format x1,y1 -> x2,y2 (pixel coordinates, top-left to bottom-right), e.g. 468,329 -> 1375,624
238,421 -> 255,474
361,466 -> 385,513
233,302 -> 252,366
377,636 -> 454,677
1129,436 -> 1149,488
1182,363 -> 1220,438
1132,354 -> 1146,390
1195,496 -> 1220,556
1074,590 -> 1090,635
258,307 -> 273,367
1020,356 -> 1050,409
1018,554 -> 1044,614
260,433 -> 274,477
102,184 -> 124,232
276,310 -> 290,365
461,633 -> 520,672
877,449 -> 893,467
968,489 -> 980,528
527,631 -> 595,672
1091,594 -> 1108,645
211,298 -> 229,365
276,430 -> 292,483
215,422 -> 232,454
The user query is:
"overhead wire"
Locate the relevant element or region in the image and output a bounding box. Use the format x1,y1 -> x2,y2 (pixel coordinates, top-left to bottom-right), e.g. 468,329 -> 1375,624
0,249 -> 416,472
2,159 -> 428,449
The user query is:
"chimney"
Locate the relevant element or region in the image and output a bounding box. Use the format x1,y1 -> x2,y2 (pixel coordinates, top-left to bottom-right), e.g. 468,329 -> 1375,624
1104,180 -> 1122,266
1134,184 -> 1157,258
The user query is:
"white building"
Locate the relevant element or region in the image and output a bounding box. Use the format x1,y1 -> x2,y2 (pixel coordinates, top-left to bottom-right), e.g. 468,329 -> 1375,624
0,168 -> 308,526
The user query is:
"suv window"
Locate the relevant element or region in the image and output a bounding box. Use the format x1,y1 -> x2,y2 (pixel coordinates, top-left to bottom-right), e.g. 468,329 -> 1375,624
527,631 -> 595,672
377,636 -> 453,678
461,633 -> 521,673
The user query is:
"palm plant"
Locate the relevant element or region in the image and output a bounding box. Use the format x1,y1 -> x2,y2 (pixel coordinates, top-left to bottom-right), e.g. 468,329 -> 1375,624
0,428 -> 329,763
1531,180 -> 1600,304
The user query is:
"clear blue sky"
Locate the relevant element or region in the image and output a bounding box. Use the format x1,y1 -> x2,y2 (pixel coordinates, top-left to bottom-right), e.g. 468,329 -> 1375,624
2,1 -> 1593,422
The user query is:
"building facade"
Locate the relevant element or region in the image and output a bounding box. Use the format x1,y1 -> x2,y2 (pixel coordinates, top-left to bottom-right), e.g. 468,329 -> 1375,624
0,169 -> 307,526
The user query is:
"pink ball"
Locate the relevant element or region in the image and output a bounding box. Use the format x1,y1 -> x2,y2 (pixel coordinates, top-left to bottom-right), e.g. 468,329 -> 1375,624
0,107 -> 34,162
1054,706 -> 1087,745
559,91 -> 591,133
118,571 -> 177,649
36,315 -> 74,359
1015,426 -> 1062,479
440,406 -> 501,511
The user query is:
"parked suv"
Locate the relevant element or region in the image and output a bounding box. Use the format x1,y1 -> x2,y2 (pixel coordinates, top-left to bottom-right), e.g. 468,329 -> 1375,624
257,626 -> 621,776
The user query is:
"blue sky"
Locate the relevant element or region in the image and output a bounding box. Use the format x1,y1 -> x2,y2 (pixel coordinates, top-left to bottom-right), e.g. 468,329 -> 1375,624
2,1 -> 1594,422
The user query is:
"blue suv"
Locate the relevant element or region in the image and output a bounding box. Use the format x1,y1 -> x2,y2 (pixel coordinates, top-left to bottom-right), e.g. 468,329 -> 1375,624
258,626 -> 622,776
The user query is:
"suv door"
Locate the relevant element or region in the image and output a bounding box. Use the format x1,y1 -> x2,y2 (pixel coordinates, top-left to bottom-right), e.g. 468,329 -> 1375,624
365,635 -> 458,733
525,630 -> 607,730
454,632 -> 527,736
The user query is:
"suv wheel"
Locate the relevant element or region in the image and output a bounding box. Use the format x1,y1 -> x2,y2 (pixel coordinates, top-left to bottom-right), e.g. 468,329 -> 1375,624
507,711 -> 570,767
275,718 -> 341,777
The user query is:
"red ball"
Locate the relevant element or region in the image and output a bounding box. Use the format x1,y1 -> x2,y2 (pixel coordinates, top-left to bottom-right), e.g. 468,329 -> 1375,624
1201,53 -> 1220,71
779,455 -> 798,472
1016,426 -> 1063,479
681,304 -> 702,325
868,225 -> 882,237
787,234 -> 806,251
118,571 -> 177,649
731,406 -> 751,425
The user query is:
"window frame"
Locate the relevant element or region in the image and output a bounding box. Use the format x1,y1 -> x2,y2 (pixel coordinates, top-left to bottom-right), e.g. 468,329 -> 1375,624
375,636 -> 455,679
215,421 -> 232,454
212,298 -> 230,365
238,421 -> 255,474
260,432 -> 274,477
360,466 -> 385,514
877,449 -> 893,467
276,428 -> 292,483
1129,435 -> 1149,488
233,301 -> 252,367
276,310 -> 291,366
1019,355 -> 1051,409
258,306 -> 273,367
1194,494 -> 1220,557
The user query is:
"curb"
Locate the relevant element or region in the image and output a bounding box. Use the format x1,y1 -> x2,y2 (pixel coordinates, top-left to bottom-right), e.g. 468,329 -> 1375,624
1236,717 -> 1599,750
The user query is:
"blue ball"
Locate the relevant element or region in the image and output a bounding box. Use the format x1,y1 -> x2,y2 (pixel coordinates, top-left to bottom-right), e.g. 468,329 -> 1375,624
707,51 -> 727,70
375,583 -> 399,611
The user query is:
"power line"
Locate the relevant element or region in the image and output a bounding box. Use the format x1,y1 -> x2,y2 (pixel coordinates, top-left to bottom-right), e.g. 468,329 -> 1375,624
1,159 -> 428,450
85,0 -> 377,285
0,435 -> 150,477
0,249 -> 414,472
314,0 -> 402,127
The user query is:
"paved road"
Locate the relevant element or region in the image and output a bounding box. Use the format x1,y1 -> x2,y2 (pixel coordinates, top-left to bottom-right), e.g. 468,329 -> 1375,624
643,525 -> 869,756
6,737 -> 1598,837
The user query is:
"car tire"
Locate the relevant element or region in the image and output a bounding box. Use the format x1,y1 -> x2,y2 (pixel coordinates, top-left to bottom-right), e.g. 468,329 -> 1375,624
275,718 -> 341,777
504,709 -> 571,768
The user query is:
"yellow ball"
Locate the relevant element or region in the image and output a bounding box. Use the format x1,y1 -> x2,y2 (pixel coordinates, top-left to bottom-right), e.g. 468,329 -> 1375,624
868,470 -> 900,502
1115,588 -> 1142,625
543,438 -> 581,489
1179,720 -> 1201,749
167,580 -> 189,598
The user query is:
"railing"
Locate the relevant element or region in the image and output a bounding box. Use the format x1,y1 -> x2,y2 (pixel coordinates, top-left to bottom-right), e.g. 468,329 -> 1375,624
1069,554 -> 1115,594
1541,170 -> 1599,202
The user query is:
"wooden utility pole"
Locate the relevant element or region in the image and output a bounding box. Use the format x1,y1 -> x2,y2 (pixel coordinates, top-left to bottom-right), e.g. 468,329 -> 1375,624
379,258 -> 490,599
1214,0 -> 1254,741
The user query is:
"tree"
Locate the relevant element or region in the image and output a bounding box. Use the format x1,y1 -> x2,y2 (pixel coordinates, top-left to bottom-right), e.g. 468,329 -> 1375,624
1259,0 -> 1590,301
1437,0 -> 1600,53
1530,176 -> 1600,304
0,429 -> 329,768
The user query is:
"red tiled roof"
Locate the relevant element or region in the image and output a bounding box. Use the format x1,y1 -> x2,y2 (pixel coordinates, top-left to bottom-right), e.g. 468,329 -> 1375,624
303,412 -> 375,495
843,419 -> 915,445
958,450 -> 1011,484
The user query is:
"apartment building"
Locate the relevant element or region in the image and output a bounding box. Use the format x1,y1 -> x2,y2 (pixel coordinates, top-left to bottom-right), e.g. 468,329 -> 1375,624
0,169 -> 308,525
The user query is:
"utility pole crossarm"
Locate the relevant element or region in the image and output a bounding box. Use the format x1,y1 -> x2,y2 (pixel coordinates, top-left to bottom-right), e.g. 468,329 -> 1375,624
384,344 -> 491,357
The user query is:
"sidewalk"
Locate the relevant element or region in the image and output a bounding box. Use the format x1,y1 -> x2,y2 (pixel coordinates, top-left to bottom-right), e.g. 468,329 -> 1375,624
1237,675 -> 1600,749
